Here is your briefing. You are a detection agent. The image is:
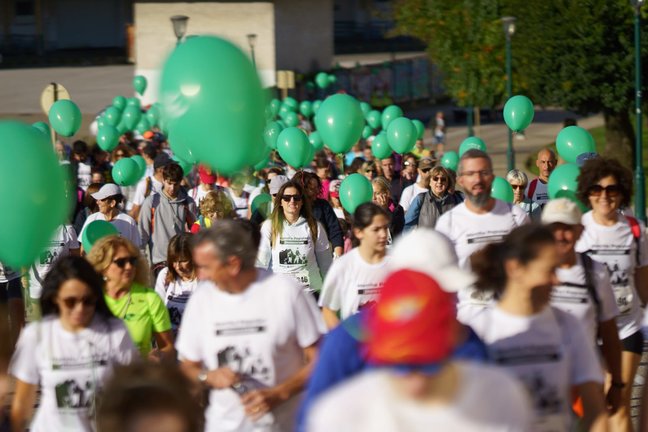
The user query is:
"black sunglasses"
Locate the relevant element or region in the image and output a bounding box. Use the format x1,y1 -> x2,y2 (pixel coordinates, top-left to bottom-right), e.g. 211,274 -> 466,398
421,168 -> 432,174
588,184 -> 621,197
282,194 -> 303,202
60,296 -> 97,309
432,176 -> 447,182
511,185 -> 525,190
113,257 -> 138,268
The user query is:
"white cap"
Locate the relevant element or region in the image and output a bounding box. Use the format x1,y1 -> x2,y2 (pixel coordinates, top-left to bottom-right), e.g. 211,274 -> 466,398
91,183 -> 122,201
387,228 -> 475,292
541,198 -> 582,226
269,175 -> 289,195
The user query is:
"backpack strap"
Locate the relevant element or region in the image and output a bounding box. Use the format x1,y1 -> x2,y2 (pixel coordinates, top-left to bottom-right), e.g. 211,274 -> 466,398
527,178 -> 538,200
150,194 -> 160,236
625,215 -> 641,266
580,253 -> 601,320
144,176 -> 153,198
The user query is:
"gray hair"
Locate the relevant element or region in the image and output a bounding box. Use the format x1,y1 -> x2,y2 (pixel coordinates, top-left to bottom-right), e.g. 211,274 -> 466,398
458,149 -> 492,175
192,219 -> 259,270
506,169 -> 528,186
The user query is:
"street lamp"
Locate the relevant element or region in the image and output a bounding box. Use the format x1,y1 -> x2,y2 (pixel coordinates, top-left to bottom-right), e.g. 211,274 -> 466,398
247,33 -> 258,68
632,0 -> 645,222
170,15 -> 189,46
502,16 -> 516,171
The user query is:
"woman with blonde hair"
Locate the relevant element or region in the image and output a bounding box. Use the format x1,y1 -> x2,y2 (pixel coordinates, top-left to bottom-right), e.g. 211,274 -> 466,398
190,189 -> 236,233
86,235 -> 173,361
371,177 -> 404,242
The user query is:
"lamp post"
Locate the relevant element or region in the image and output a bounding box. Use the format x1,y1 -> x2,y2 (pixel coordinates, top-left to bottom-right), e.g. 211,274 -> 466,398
170,15 -> 189,46
633,0 -> 645,222
502,16 -> 516,171
247,33 -> 258,68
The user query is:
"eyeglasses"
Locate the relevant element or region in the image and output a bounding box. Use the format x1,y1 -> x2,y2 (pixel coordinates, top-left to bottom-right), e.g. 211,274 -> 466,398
113,257 -> 138,268
588,184 -> 621,197
460,170 -> 493,177
432,176 -> 447,182
365,169 -> 376,174
60,296 -> 96,309
421,168 -> 432,174
281,194 -> 303,202
511,184 -> 525,190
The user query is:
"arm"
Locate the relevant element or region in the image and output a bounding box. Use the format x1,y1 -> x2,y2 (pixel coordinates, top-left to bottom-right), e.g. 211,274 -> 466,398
314,224 -> 333,279
180,359 -> 240,389
321,201 -> 344,251
10,379 -> 37,432
577,381 -> 609,432
138,197 -> 153,254
634,265 -> 648,305
150,330 -> 176,362
256,222 -> 272,269
598,318 -> 623,413
404,193 -> 423,231
321,307 -> 340,329
129,204 -> 142,221
391,205 -> 405,237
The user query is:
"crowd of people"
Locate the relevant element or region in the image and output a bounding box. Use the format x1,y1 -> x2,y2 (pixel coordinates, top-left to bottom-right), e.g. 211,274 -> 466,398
1,117 -> 648,432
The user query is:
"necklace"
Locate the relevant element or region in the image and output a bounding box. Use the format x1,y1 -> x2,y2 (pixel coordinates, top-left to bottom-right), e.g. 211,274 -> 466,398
116,291 -> 132,319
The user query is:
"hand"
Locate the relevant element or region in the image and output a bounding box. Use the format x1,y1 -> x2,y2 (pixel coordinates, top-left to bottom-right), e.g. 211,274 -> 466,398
147,348 -> 163,363
606,385 -> 622,414
206,367 -> 240,389
240,388 -> 284,421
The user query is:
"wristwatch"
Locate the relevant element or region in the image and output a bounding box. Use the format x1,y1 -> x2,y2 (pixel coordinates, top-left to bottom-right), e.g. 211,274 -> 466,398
197,370 -> 208,384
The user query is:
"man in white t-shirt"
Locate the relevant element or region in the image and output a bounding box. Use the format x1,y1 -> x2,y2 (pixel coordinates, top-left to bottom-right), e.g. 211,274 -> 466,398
129,152 -> 169,220
398,157 -> 434,212
525,148 -> 556,206
436,149 -> 529,322
177,220 -> 324,432
542,198 -> 623,411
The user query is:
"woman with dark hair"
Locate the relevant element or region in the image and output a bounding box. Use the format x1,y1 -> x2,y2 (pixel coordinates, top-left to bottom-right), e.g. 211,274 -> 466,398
575,156 -> 648,431
467,225 -> 607,431
154,233 -> 197,335
9,256 -> 137,432
73,182 -> 102,236
257,181 -> 333,294
371,176 -> 405,242
318,203 -> 390,329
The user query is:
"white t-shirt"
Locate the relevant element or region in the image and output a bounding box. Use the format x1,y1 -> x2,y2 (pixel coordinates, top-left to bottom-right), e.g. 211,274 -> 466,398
0,262 -> 21,283
227,189 -> 251,219
77,161 -> 92,191
308,362 -> 533,432
318,248 -> 389,319
551,254 -> 618,344
189,185 -> 213,208
398,183 -> 428,212
79,212 -> 141,249
436,200 -> 529,322
333,207 -> 345,219
132,176 -> 163,207
257,217 -> 331,292
525,178 -> 549,206
576,211 -> 648,339
176,271 -> 325,432
467,306 -> 603,431
154,267 -> 198,334
10,316 -> 137,432
29,225 -> 80,299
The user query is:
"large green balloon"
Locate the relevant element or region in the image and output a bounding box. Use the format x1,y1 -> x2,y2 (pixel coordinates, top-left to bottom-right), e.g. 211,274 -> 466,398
314,94 -> 364,154
48,100 -> 82,137
0,121 -> 68,266
386,117 -> 417,154
112,96 -> 127,110
309,131 -> 324,151
412,119 -> 425,140
251,193 -> 272,219
339,173 -> 373,214
548,163 -> 580,199
441,151 -> 459,171
315,72 -> 330,89
277,127 -> 312,168
133,75 -> 148,96
168,132 -> 197,164
159,36 -> 265,175
81,220 -> 119,253
131,155 -> 147,179
112,158 -> 141,186
299,101 -> 313,117
556,126 -> 596,164
97,125 -> 120,151
381,105 -> 403,130
371,132 -> 392,160
459,136 -> 487,157
284,111 -> 299,127
172,155 -> 193,176
32,121 -> 50,136
122,105 -> 141,131
503,95 -> 534,132
491,177 -> 514,203
104,106 -> 122,126
264,122 -> 284,150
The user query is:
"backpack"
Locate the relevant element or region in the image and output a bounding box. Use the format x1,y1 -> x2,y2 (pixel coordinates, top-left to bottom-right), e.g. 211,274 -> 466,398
625,215 -> 642,266
527,178 -> 539,200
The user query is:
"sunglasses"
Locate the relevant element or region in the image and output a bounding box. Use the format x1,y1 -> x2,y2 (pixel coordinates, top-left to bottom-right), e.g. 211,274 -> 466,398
365,169 -> 376,174
113,257 -> 137,268
432,176 -> 447,182
282,194 -> 303,202
421,168 -> 432,174
588,184 -> 621,197
511,185 -> 525,190
60,296 -> 96,309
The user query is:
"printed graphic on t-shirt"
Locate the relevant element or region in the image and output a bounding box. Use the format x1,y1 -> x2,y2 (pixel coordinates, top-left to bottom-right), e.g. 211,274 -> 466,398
214,319 -> 270,381
551,284 -> 591,305
55,379 -> 95,410
356,282 -> 383,309
40,241 -> 68,266
166,292 -> 191,330
466,230 -> 509,245
588,248 -> 632,313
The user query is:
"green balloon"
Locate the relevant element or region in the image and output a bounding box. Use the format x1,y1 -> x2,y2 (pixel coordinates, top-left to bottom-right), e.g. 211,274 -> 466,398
131,155 -> 147,179
459,136 -> 487,157
168,132 -> 197,164
366,110 -> 381,129
381,105 -> 403,130
277,127 -> 311,168
556,126 -> 596,164
312,100 -> 322,115
371,132 -> 392,160
104,106 -> 122,126
97,125 -> 120,151
441,151 -> 459,171
112,158 -> 141,186
555,189 -> 589,213
491,177 -> 514,203
160,36 -> 265,175
360,102 -> 371,115
269,99 -> 281,117
133,75 -> 148,96
283,97 -> 298,110
279,105 -> 291,119
172,155 -> 193,176
299,101 -> 313,117
314,94 -> 364,154
362,125 -> 373,139
135,117 -> 151,134
0,121 -> 68,266
48,100 -> 82,137
145,106 -> 159,125
112,96 -> 127,110
264,121 -> 284,149
32,121 -> 50,136
116,117 -> 129,135
548,163 -> 580,199
339,173 -> 373,214
503,95 -> 534,132
386,117 -> 417,154
251,193 -> 272,219
284,111 -> 299,127
328,74 -> 337,85
253,152 -> 271,171
309,131 -> 324,151
81,220 -> 118,253
412,119 -> 425,140
122,105 -> 141,131
126,97 -> 141,109
315,72 -> 330,89
96,118 -> 106,129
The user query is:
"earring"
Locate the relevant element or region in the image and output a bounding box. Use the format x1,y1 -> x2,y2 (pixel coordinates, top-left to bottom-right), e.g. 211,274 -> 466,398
103,276 -> 109,282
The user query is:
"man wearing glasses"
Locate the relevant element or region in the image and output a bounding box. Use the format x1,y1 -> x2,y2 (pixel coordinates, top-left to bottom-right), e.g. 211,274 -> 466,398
436,149 -> 529,323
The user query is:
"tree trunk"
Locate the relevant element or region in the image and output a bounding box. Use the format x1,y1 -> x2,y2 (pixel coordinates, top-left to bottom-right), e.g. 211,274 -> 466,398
602,109 -> 635,169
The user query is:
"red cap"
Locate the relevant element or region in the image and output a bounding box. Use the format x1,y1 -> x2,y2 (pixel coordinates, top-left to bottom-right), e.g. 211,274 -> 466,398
365,270 -> 459,368
198,165 -> 216,185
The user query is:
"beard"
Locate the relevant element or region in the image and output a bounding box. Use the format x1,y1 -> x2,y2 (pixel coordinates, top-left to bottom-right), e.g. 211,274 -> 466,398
465,190 -> 491,208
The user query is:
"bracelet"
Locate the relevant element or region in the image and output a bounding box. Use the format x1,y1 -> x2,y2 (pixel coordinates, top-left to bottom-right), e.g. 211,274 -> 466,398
611,381 -> 625,389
